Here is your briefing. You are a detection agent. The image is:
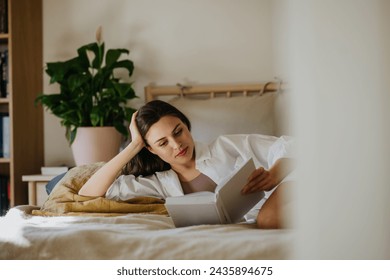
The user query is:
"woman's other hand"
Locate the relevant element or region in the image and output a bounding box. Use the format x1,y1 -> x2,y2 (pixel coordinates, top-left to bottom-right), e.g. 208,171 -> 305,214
241,158 -> 294,195
241,167 -> 278,194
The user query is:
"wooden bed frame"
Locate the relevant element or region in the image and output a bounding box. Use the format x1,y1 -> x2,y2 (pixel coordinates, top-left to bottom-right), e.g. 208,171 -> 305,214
144,81 -> 282,102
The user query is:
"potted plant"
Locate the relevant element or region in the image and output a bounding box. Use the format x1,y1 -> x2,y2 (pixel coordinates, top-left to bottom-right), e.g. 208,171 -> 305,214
36,28 -> 137,165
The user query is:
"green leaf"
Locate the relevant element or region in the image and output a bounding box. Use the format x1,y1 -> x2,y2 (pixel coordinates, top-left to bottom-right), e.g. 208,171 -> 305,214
111,59 -> 134,76
66,126 -> 78,145
111,82 -> 133,98
90,106 -> 101,126
114,122 -> 129,138
124,107 -> 136,121
78,42 -> 103,69
67,73 -> 90,92
106,48 -> 129,67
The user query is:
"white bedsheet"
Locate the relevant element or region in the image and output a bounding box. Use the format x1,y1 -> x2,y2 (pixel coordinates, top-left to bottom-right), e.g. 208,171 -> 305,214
0,205 -> 294,260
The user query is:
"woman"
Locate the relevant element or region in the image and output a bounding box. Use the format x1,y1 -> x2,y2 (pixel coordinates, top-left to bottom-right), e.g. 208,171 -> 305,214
79,100 -> 294,229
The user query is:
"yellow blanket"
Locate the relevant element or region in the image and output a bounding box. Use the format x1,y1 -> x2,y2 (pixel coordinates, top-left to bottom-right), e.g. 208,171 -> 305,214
32,162 -> 167,217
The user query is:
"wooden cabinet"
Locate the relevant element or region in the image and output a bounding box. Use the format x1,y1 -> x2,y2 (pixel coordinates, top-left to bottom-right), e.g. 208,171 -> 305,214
0,0 -> 43,207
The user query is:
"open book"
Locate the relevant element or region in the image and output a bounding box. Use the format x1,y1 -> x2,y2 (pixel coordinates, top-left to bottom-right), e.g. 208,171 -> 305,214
165,158 -> 265,227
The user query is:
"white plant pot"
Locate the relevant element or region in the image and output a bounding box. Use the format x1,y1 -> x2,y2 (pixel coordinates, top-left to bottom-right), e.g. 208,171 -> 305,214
71,126 -> 122,166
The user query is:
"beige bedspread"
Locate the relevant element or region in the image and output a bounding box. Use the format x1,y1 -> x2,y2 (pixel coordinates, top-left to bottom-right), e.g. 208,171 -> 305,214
33,162 -> 167,216
0,205 -> 294,260
0,160 -> 294,260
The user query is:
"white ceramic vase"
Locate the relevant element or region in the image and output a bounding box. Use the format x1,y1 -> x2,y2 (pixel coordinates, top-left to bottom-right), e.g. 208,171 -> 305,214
71,127 -> 122,166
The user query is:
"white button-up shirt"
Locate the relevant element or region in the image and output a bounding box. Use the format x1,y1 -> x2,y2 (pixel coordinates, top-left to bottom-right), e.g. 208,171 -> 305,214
105,134 -> 294,201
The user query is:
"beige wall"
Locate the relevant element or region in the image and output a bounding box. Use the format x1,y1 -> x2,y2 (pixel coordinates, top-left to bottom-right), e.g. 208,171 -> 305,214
42,0 -> 275,166
272,0 -> 390,259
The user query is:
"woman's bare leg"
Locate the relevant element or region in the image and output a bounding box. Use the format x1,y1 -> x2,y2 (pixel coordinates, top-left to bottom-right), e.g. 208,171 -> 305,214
256,181 -> 293,229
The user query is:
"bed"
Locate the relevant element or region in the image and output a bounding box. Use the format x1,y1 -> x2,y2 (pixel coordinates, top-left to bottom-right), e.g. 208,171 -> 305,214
0,81 -> 294,260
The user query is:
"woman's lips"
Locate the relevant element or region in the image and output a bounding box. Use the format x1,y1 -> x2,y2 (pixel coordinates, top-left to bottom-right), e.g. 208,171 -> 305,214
176,147 -> 188,157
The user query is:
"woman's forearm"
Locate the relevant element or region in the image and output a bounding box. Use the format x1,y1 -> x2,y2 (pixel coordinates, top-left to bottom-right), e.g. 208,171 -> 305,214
78,141 -> 144,197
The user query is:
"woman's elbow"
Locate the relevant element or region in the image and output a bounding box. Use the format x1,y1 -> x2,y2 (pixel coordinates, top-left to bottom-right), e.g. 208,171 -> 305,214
77,188 -> 88,196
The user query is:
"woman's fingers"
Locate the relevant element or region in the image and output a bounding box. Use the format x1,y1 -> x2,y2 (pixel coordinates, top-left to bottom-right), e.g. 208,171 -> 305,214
129,111 -> 140,137
247,171 -> 267,188
129,111 -> 138,129
128,111 -> 145,148
247,167 -> 265,182
242,167 -> 274,194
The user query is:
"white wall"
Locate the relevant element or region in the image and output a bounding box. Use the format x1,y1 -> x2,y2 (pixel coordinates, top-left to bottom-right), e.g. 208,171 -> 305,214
42,0 -> 275,166
272,0 -> 390,259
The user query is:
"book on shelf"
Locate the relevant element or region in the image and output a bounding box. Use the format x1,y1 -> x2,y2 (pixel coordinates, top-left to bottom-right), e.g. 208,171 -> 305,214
0,0 -> 8,34
41,166 -> 69,176
165,158 -> 265,227
0,175 -> 9,216
0,49 -> 9,98
0,113 -> 9,158
0,114 -> 2,157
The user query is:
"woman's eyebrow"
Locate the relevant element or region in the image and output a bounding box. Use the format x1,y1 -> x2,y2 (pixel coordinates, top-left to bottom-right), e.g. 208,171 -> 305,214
172,123 -> 182,133
153,123 -> 181,144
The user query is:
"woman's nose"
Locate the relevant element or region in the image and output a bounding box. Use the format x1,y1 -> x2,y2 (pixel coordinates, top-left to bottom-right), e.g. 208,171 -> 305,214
172,140 -> 182,149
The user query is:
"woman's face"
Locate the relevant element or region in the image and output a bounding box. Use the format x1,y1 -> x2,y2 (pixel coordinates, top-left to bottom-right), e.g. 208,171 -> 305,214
145,115 -> 195,167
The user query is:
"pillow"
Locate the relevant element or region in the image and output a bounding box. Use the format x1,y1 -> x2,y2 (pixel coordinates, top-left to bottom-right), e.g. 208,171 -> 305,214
169,92 -> 277,143
45,172 -> 67,195
32,162 -> 167,216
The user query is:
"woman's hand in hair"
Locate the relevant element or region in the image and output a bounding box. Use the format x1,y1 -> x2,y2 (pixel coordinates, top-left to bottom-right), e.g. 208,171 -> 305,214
129,111 -> 145,148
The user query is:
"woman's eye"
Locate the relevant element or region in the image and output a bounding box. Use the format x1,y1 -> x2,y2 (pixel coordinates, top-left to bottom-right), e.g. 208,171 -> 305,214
159,141 -> 168,147
174,129 -> 183,136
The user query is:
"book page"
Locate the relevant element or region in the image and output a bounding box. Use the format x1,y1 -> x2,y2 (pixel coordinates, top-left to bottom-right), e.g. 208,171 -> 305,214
165,191 -> 215,205
216,158 -> 265,223
165,191 -> 222,227
165,198 -> 221,227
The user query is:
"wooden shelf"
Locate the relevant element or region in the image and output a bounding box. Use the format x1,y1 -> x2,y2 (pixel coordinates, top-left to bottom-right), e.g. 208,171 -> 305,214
0,97 -> 10,103
0,157 -> 10,163
0,0 -> 43,207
